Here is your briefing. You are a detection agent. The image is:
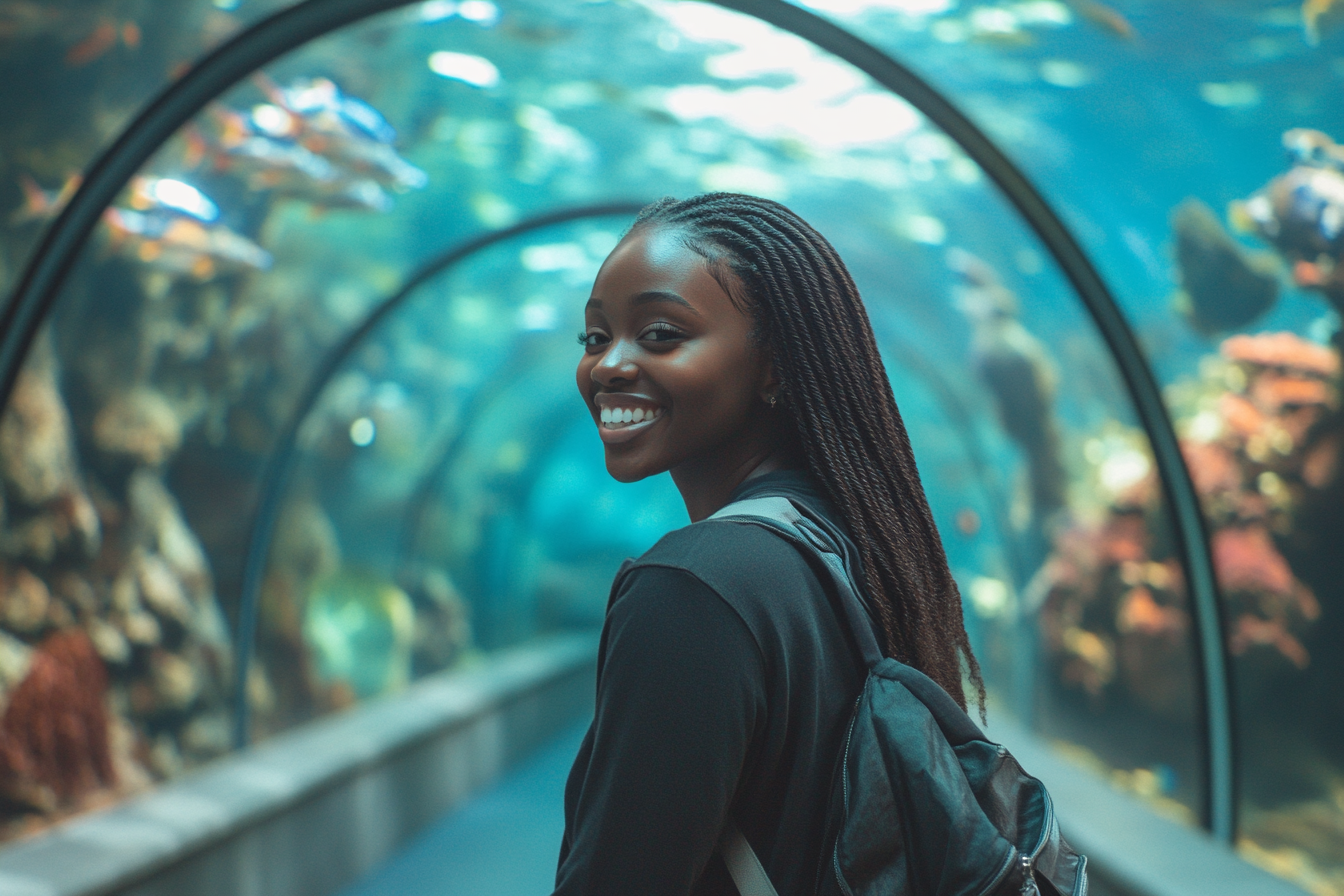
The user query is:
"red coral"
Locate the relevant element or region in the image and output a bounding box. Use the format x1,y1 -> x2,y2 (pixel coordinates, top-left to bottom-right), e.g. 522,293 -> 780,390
0,630 -> 116,806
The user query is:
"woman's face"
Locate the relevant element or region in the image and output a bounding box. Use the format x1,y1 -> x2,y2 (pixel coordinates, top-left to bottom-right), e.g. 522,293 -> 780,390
577,225 -> 775,484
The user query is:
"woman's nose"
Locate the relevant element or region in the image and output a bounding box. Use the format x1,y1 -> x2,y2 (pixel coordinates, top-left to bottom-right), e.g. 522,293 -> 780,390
591,338 -> 639,386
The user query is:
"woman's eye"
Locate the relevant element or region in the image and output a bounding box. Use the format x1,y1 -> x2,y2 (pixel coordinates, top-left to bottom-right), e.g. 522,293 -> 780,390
577,330 -> 609,350
640,323 -> 685,342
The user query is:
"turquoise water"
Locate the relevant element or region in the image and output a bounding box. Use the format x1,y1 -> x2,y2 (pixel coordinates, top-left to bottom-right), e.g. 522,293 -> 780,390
2,0 -> 1343,889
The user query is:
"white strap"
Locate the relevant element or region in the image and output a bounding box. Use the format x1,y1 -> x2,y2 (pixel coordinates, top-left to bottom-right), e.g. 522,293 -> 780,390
718,818 -> 780,896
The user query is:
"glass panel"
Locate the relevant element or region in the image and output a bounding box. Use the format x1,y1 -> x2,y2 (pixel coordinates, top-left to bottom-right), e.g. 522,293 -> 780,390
1,0 -> 303,303
0,0 -> 1206,855
250,217 -> 693,734
801,1 -> 1344,885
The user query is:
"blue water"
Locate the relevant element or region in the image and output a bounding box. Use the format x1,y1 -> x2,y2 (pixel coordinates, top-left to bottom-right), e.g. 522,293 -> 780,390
336,719 -> 589,896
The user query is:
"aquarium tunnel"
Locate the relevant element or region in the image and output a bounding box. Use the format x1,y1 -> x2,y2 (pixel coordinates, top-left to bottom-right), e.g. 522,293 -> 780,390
0,0 -> 1342,893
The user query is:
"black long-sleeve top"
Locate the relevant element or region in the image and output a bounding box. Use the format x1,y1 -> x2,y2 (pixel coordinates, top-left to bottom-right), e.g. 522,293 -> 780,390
554,470 -> 873,896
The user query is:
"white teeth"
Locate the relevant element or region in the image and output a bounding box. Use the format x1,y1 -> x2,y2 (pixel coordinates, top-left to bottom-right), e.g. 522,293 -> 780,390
599,406 -> 662,427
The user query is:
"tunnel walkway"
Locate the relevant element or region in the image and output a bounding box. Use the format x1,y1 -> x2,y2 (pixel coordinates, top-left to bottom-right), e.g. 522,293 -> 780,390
335,718 -> 590,896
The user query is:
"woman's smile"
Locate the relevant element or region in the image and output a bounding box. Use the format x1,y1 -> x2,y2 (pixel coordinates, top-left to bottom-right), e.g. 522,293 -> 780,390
595,393 -> 665,442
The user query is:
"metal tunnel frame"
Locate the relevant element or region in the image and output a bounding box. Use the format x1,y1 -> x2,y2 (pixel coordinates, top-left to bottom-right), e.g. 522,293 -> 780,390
0,0 -> 1234,840
231,202 -> 646,745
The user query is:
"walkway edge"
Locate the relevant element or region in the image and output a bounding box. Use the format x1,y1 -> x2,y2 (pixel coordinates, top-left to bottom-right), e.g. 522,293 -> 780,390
0,632 -> 598,896
985,715 -> 1306,896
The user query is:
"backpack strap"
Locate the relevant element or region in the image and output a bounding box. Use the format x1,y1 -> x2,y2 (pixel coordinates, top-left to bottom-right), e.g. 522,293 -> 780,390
710,495 -> 884,668
708,495 -> 883,896
709,497 -> 887,896
717,818 -> 780,896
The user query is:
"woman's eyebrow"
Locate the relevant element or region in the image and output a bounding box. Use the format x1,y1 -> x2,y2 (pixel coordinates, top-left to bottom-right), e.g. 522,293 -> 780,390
632,290 -> 698,312
584,291 -> 701,313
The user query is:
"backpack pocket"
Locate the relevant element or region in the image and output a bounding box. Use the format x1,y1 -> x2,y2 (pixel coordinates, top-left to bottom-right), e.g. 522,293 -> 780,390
829,665 -> 1087,896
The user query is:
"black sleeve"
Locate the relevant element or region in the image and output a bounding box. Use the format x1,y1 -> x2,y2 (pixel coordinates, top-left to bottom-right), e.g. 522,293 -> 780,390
554,564 -> 767,896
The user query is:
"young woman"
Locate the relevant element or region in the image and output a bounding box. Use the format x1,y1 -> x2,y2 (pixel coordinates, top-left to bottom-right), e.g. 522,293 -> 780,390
555,193 -> 982,896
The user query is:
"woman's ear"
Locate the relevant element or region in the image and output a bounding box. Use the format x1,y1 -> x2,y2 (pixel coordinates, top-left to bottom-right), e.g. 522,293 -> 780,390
758,359 -> 781,407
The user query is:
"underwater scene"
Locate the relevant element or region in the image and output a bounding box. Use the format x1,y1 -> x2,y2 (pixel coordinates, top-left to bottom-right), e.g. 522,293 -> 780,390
2,0 -> 1344,891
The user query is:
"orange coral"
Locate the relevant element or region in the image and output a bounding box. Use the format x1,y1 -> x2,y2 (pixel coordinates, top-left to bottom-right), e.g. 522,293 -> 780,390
1099,512 -> 1148,564
1212,525 -> 1299,598
1221,331 -> 1341,378
0,630 -> 116,808
1117,586 -> 1186,638
1181,440 -> 1242,496
1218,392 -> 1266,439
1249,373 -> 1333,411
1230,616 -> 1311,669
1211,525 -> 1320,668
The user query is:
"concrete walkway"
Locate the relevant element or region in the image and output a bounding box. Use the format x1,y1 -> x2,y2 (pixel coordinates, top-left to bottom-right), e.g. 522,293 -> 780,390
335,718 -> 590,896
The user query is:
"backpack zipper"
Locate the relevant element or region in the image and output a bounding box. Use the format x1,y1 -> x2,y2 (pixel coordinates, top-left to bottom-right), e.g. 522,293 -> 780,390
1019,854 -> 1040,896
831,694 -> 863,896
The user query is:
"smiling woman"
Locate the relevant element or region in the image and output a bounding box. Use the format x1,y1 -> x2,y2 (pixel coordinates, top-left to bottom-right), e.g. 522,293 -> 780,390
558,193 -> 987,896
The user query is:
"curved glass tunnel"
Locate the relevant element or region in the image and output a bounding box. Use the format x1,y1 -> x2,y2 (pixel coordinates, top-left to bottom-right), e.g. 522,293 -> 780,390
1,0 -> 1342,892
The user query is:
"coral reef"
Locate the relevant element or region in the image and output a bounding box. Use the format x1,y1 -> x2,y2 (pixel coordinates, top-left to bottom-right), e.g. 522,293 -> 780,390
1038,330 -> 1340,716
0,340 -> 235,837
1181,332 -> 1339,670
0,630 -> 115,812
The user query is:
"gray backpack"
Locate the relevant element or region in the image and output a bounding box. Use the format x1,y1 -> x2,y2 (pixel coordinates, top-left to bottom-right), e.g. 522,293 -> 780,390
710,496 -> 1088,896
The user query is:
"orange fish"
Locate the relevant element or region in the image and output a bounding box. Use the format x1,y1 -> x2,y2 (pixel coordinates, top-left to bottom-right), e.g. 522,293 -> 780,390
1294,258 -> 1325,286
64,18 -> 140,66
10,173 -> 81,224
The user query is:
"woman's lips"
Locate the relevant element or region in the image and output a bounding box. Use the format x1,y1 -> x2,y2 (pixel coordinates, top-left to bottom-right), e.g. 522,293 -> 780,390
598,412 -> 661,444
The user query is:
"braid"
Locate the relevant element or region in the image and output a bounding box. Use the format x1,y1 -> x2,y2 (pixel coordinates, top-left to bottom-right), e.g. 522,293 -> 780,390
633,193 -> 985,713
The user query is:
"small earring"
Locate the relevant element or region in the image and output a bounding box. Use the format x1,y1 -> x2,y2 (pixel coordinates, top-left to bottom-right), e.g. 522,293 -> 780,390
768,394 -> 778,408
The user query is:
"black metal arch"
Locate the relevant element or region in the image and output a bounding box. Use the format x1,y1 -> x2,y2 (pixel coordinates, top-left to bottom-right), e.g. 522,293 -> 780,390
714,0 -> 1232,839
230,202 -> 645,745
0,0 -> 1232,840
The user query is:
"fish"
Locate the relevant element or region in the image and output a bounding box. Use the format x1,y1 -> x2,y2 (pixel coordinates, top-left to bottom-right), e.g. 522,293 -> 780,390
0,3 -> 138,65
949,247 -> 1068,521
194,79 -> 424,210
215,132 -> 392,211
1234,165 -> 1344,262
1283,127 -> 1344,170
63,18 -> 140,66
253,75 -> 428,191
101,207 -> 272,280
1171,198 -> 1280,335
125,176 -> 219,222
1066,0 -> 1136,39
9,172 -> 81,224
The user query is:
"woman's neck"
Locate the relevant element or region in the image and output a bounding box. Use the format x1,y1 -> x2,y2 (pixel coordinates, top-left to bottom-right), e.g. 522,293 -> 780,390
672,447 -> 799,522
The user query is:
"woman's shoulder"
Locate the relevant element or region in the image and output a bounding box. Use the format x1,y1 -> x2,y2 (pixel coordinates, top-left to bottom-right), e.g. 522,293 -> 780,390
627,517 -> 828,632
638,515 -> 805,575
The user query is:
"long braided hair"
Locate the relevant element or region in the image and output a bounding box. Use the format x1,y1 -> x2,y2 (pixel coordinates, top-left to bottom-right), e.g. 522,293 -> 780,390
631,192 -> 984,712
